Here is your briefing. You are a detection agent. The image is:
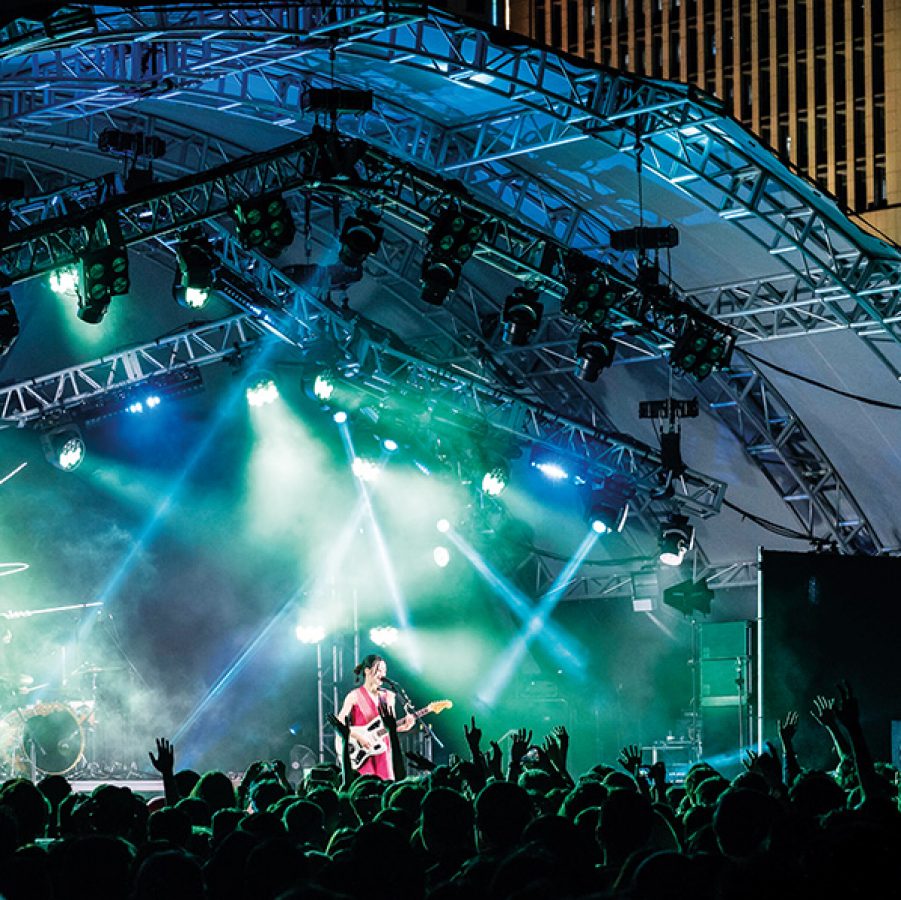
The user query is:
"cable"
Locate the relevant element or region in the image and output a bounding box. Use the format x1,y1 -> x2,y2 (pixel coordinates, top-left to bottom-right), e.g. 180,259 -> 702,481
722,497 -> 814,541
741,349 -> 901,411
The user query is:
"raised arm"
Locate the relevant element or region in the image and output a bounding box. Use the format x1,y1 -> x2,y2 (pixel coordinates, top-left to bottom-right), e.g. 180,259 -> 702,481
778,711 -> 801,787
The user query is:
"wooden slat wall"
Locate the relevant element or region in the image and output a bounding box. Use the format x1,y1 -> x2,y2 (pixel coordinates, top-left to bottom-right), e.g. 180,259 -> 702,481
498,0 -> 890,216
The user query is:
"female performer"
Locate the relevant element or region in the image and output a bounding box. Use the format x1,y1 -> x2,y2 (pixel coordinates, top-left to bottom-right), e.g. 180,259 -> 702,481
335,654 -> 414,780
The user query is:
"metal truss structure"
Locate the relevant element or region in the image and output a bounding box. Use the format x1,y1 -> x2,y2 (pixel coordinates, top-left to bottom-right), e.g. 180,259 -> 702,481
1,0 -> 894,552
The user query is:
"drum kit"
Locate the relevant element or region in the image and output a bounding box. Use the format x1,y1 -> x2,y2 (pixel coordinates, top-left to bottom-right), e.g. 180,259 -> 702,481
0,663 -> 118,778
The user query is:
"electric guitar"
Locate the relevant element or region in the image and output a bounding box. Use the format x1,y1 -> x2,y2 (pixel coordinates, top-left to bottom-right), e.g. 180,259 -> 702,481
346,700 -> 452,769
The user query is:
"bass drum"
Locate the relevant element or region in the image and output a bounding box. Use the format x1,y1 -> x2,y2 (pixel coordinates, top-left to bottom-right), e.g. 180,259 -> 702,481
20,702 -> 84,775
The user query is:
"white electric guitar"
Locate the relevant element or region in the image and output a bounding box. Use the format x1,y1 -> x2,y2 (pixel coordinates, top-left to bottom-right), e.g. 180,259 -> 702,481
345,700 -> 453,769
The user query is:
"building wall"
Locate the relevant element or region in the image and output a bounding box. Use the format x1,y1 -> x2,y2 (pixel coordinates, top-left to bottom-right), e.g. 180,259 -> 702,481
439,0 -> 900,244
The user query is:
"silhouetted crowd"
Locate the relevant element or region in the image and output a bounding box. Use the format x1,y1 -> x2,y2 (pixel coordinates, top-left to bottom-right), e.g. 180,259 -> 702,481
0,681 -> 898,899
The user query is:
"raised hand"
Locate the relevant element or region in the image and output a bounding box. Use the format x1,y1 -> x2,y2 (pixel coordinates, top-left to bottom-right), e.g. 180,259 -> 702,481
553,725 -> 570,766
510,728 -> 533,768
542,732 -> 563,771
811,695 -> 838,729
378,700 -> 398,734
617,744 -> 642,777
486,740 -> 503,780
834,681 -> 861,731
744,741 -> 782,789
149,737 -> 174,776
648,760 -> 667,786
778,711 -> 799,745
327,712 -> 351,742
463,716 -> 483,755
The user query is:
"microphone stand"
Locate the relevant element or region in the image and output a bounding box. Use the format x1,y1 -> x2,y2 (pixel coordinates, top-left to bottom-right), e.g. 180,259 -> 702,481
388,679 -> 444,750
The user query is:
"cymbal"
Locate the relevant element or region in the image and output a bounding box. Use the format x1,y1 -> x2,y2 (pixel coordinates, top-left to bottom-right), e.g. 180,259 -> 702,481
0,673 -> 33,686
18,683 -> 48,695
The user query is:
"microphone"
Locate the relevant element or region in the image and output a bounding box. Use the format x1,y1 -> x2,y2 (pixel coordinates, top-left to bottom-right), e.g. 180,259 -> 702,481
380,676 -> 398,689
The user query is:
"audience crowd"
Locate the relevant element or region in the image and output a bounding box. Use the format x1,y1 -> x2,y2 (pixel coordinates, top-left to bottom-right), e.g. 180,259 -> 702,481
0,680 -> 897,899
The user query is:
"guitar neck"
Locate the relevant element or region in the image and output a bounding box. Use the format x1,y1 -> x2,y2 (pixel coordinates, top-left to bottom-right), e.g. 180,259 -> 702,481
409,704 -> 434,721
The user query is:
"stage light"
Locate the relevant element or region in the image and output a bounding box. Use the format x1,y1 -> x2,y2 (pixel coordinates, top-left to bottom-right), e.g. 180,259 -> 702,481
49,266 -> 79,296
40,424 -> 85,472
436,518 -> 451,533
0,293 -> 19,359
433,546 -> 451,568
562,253 -> 621,326
246,375 -> 279,407
670,315 -> 735,381
502,287 -> 543,345
78,234 -> 130,323
481,461 -> 509,497
369,625 -> 399,647
574,328 -> 615,382
529,445 -> 570,482
382,438 -> 399,453
127,393 -> 161,415
233,193 -> 296,257
174,231 -> 216,309
352,457 -> 380,482
659,514 -> 694,566
339,207 -> 383,269
631,572 -> 659,613
312,371 -> 336,402
584,476 -> 634,534
333,411 -> 348,424
295,624 -> 326,644
663,577 -> 714,616
420,206 -> 486,305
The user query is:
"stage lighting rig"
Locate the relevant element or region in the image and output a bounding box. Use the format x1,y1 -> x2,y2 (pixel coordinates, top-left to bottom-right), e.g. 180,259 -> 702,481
610,225 -> 679,252
670,313 -> 735,381
233,193 -> 296,258
658,514 -> 694,566
0,292 -> 20,359
574,328 -> 616,382
639,397 -> 697,495
338,207 -> 383,270
561,253 -> 622,327
77,220 -> 130,324
173,230 -> 217,310
501,287 -> 543,345
40,423 -> 85,472
302,87 -> 373,115
584,475 -> 635,534
97,129 -> 166,160
420,205 -> 487,305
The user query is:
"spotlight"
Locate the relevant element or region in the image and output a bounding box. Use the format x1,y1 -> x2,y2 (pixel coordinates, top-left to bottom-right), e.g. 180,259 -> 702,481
584,476 -> 634,534
502,287 -> 543,345
296,624 -> 327,644
40,424 -> 85,472
574,328 -> 615,382
529,445 -> 570,482
562,253 -> 622,326
174,231 -> 216,309
369,625 -> 399,647
0,292 -> 19,359
49,267 -> 79,296
663,577 -> 713,616
670,315 -> 735,381
481,459 -> 510,497
382,438 -> 399,453
436,518 -> 451,533
233,193 -> 296,257
433,546 -> 451,568
352,457 -> 380,482
338,207 -> 383,269
420,205 -> 486,305
246,375 -> 279,407
78,230 -> 130,323
310,370 -> 337,403
658,514 -> 694,566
